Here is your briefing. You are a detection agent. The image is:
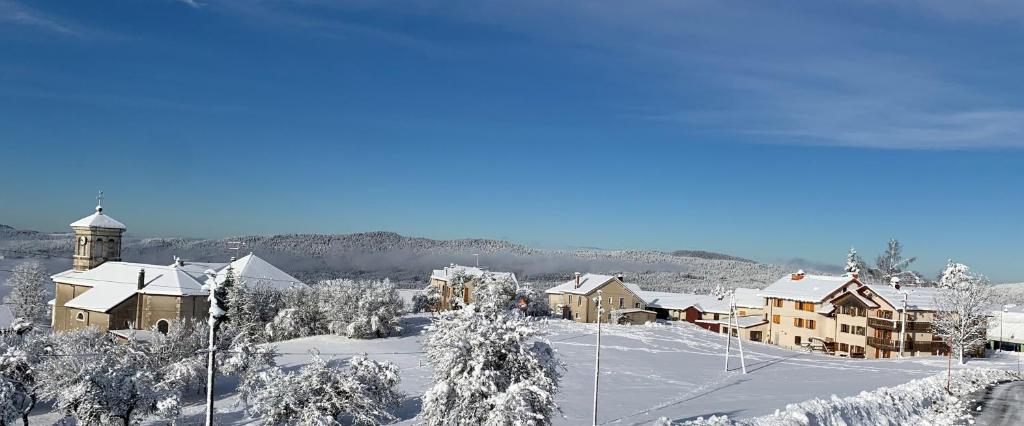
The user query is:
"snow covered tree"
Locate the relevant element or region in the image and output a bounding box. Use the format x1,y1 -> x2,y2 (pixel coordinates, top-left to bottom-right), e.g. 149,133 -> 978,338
0,348 -> 36,426
446,273 -> 472,310
413,284 -> 443,314
267,285 -> 329,340
36,329 -> 179,425
420,306 -> 562,425
226,280 -> 284,343
343,279 -> 404,339
319,279 -> 403,339
515,283 -> 551,317
3,261 -> 49,325
843,247 -> 867,277
472,272 -> 517,312
933,261 -> 994,364
243,353 -> 400,425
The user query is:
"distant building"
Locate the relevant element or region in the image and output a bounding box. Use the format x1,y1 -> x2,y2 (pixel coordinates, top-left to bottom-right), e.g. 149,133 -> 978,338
429,264 -> 518,310
545,273 -> 648,323
50,200 -> 303,334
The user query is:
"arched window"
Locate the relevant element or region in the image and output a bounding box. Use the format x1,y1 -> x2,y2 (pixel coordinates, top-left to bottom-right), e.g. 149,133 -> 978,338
106,238 -> 117,259
156,319 -> 170,335
75,312 -> 86,322
93,238 -> 105,259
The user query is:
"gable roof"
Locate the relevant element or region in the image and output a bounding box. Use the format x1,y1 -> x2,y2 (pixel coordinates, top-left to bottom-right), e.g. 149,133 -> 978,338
70,208 -> 126,230
545,274 -> 616,295
638,291 -> 732,313
759,274 -> 858,303
430,264 -> 518,285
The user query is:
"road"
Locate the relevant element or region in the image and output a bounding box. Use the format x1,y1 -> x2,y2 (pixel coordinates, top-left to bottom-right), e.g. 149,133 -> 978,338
974,381 -> 1024,426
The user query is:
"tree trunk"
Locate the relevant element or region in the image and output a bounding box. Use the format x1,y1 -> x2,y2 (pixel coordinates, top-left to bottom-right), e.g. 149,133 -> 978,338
959,346 -> 965,364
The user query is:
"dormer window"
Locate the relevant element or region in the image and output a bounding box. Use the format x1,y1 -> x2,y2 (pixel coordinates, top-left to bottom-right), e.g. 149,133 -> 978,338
75,312 -> 86,322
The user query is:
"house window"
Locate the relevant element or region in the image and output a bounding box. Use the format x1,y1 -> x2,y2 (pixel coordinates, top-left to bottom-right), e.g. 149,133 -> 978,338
574,312 -> 579,320
635,302 -> 640,308
157,319 -> 170,335
839,343 -> 849,352
793,318 -> 804,328
854,326 -> 866,336
713,313 -> 720,320
75,312 -> 86,322
795,336 -> 802,345
619,297 -> 624,308
796,302 -> 815,312
577,296 -> 582,307
772,315 -> 780,324
772,299 -> 783,308
806,319 -> 816,330
841,324 -> 850,333
739,310 -> 747,316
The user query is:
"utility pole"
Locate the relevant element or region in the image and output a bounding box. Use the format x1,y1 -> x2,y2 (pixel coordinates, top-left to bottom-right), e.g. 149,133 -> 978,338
723,293 -> 746,373
203,263 -> 233,426
592,289 -> 603,426
1000,305 -> 1016,353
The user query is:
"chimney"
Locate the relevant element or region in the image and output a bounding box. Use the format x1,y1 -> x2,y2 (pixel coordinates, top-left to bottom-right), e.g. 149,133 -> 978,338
616,273 -> 625,282
174,256 -> 184,267
137,268 -> 146,290
574,272 -> 582,288
791,269 -> 806,281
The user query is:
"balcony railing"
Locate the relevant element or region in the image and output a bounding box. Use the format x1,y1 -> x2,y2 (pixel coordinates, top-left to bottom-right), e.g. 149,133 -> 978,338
866,317 -> 932,333
866,337 -> 935,353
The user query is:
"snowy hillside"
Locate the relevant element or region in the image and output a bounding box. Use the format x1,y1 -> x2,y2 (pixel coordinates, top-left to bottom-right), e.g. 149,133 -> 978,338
992,282 -> 1024,305
0,226 -> 793,292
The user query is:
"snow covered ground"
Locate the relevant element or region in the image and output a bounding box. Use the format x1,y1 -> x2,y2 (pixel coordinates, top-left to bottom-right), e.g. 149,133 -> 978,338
27,314 -> 1023,425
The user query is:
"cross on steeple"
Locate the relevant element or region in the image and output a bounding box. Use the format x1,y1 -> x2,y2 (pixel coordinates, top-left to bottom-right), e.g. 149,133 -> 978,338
96,190 -> 104,212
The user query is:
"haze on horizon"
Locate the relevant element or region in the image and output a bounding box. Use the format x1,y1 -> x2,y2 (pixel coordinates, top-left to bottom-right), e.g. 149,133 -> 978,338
1,1 -> 1022,282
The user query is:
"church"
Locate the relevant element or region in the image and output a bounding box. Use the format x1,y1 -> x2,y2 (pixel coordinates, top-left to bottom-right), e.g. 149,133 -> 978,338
50,198 -> 304,334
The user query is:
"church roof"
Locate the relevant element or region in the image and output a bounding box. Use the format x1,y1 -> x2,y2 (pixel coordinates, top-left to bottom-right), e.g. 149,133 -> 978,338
70,206 -> 126,230
215,253 -> 304,291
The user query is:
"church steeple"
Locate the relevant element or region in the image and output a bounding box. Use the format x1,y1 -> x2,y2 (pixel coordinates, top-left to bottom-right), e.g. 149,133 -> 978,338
70,191 -> 126,271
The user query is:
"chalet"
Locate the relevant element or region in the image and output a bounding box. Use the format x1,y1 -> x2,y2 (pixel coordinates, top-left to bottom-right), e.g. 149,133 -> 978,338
545,273 -> 648,323
429,264 -> 518,310
760,271 -> 947,359
50,200 -> 303,335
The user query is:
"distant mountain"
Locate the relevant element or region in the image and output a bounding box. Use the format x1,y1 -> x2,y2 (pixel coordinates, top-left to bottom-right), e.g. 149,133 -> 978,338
0,226 -> 796,293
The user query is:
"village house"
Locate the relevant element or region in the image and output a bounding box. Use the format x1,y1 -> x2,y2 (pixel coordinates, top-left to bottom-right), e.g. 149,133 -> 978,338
545,273 -> 651,324
759,271 -> 945,359
641,287 -> 765,334
429,264 -> 518,310
50,201 -> 303,335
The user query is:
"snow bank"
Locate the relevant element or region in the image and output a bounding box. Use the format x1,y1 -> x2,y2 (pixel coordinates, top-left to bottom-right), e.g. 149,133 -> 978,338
682,369 -> 1020,426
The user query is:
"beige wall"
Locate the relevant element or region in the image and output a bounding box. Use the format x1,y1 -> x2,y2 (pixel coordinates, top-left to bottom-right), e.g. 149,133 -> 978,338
72,227 -> 124,271
549,278 -> 646,324
616,310 -> 656,325
432,277 -> 476,311
720,323 -> 769,342
764,297 -> 835,349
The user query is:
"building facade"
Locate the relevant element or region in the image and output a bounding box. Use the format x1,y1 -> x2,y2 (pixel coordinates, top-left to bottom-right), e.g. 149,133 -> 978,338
429,264 -> 518,310
545,273 -> 648,323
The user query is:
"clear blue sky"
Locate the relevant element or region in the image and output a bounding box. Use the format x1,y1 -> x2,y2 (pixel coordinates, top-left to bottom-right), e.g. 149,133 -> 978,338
1,1 -> 1022,281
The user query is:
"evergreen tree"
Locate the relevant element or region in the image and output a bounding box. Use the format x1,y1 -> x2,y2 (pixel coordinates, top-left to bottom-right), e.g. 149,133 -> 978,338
4,262 -> 49,325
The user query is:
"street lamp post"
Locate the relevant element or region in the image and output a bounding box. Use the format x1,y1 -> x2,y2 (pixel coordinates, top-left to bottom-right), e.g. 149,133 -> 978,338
1000,304 -> 1017,353
592,290 -> 604,426
891,277 -> 908,358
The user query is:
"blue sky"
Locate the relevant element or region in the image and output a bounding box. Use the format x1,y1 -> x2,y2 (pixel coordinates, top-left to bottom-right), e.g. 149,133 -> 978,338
1,1 -> 1022,281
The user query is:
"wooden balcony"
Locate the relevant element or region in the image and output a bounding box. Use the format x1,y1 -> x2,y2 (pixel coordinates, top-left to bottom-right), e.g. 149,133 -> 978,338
866,337 -> 935,353
867,317 -> 932,333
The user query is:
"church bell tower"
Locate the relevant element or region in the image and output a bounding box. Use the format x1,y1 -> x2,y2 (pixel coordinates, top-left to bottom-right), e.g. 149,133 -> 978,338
70,192 -> 126,271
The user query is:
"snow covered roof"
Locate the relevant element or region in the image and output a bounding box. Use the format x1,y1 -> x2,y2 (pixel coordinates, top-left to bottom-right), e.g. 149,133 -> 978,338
69,206 -> 126,230
697,315 -> 767,329
989,311 -> 1024,344
65,284 -> 138,312
733,287 -> 765,308
759,274 -> 858,303
0,306 -> 13,329
828,290 -> 880,310
430,264 -> 517,285
862,284 -> 939,311
53,262 -> 208,296
171,260 -> 228,281
545,274 -> 616,295
216,253 -> 305,291
639,291 -> 732,313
